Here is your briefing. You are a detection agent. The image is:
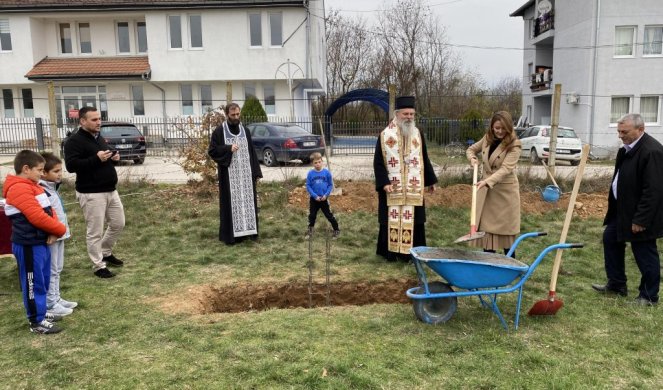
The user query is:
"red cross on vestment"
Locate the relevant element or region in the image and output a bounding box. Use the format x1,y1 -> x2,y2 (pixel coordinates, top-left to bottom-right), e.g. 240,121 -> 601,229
409,177 -> 420,190
388,157 -> 398,168
410,157 -> 419,167
403,210 -> 413,220
389,209 -> 399,219
390,176 -> 400,186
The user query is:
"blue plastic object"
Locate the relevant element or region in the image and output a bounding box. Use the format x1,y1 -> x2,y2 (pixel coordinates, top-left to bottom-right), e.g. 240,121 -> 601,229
541,185 -> 561,202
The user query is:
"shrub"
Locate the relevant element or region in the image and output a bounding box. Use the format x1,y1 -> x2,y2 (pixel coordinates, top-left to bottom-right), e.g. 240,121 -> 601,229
241,96 -> 268,124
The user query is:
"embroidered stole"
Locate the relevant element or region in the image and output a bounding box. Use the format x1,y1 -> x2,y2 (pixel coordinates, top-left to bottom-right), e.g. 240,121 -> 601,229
381,122 -> 425,254
223,121 -> 258,237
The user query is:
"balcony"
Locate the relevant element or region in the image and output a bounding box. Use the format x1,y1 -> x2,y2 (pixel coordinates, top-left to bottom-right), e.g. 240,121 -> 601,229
530,66 -> 552,92
534,10 -> 554,37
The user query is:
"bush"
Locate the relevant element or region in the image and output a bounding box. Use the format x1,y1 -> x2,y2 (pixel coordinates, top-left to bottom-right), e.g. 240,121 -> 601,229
241,96 -> 268,124
174,108 -> 226,185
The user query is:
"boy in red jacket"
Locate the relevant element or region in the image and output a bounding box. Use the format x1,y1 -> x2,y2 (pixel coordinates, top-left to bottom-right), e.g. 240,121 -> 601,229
3,150 -> 66,334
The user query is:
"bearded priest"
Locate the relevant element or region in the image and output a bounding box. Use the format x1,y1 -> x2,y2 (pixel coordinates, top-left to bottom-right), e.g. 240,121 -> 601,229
373,95 -> 438,262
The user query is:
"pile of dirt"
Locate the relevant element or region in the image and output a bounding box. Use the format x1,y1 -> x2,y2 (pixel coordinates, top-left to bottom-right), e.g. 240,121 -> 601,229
288,181 -> 608,219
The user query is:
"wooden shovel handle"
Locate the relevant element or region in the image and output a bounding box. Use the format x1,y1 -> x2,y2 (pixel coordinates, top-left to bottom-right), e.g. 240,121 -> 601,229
470,164 -> 479,232
549,144 -> 590,291
540,159 -> 560,188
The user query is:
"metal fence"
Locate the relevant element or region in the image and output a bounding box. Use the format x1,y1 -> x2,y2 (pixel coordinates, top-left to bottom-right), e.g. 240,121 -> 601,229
0,116 -> 490,157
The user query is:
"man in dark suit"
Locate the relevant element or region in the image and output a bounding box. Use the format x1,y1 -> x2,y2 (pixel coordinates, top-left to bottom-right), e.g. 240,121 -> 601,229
592,113 -> 663,305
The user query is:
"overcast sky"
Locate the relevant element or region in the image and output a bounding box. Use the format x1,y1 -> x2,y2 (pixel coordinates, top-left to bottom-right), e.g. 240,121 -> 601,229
324,0 -> 527,86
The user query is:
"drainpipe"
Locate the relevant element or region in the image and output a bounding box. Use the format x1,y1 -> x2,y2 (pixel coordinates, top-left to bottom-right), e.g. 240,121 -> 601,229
142,72 -> 168,143
588,0 -> 601,153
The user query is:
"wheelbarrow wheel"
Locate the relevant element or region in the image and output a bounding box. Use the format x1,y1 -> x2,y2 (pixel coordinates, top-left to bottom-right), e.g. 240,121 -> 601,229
412,282 -> 457,325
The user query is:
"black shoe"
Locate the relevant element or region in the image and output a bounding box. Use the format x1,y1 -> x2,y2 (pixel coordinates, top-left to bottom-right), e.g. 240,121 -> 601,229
591,283 -> 627,296
94,268 -> 116,278
30,320 -> 62,334
103,254 -> 124,267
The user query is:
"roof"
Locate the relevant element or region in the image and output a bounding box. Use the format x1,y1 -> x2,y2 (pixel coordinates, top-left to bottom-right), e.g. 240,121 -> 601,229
510,0 -> 534,17
0,0 -> 304,12
25,56 -> 151,81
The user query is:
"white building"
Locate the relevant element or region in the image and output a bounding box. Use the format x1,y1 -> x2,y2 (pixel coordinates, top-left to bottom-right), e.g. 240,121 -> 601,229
0,0 -> 327,123
511,0 -> 663,157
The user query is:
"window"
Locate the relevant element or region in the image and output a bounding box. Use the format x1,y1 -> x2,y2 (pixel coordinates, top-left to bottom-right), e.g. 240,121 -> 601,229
59,23 -> 72,54
244,83 -> 256,100
610,97 -> 631,123
249,13 -> 262,46
136,21 -> 148,53
644,26 -> 663,56
78,22 -> 91,53
614,26 -> 635,56
189,15 -> 202,48
640,96 -> 659,123
181,84 -> 193,115
2,89 -> 15,118
21,88 -> 33,117
269,13 -> 282,46
169,15 -> 182,49
263,83 -> 275,114
117,22 -> 130,53
0,19 -> 12,51
131,85 -> 145,116
200,85 -> 212,113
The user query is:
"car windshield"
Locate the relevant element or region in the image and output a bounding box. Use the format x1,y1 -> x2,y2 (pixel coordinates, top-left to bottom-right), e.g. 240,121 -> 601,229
101,126 -> 141,137
272,125 -> 310,136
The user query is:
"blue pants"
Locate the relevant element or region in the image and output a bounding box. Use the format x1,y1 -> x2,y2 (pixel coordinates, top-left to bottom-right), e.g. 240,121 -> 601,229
13,244 -> 51,324
603,220 -> 660,302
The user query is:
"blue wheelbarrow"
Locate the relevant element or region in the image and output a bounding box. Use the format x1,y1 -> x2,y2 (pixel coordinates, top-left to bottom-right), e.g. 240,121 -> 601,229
406,232 -> 583,330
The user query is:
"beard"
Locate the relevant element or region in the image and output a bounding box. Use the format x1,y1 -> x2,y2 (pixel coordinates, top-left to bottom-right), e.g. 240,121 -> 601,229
227,117 -> 240,126
399,119 -> 415,138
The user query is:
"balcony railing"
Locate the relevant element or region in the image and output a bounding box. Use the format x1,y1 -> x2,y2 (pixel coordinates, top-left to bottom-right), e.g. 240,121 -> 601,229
530,67 -> 552,92
534,10 -> 554,37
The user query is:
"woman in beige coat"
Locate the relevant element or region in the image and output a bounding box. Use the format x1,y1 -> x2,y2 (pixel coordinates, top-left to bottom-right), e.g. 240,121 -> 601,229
466,111 -> 522,257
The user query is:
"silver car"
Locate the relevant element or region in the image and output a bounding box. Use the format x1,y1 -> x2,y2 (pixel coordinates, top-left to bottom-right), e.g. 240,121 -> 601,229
519,125 -> 582,166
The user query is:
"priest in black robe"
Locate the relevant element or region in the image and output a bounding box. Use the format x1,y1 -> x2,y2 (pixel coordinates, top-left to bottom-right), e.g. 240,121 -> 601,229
374,96 -> 437,262
208,103 -> 262,244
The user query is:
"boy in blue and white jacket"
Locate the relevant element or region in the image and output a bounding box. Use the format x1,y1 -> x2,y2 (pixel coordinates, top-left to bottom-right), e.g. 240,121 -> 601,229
305,152 -> 340,239
39,152 -> 77,317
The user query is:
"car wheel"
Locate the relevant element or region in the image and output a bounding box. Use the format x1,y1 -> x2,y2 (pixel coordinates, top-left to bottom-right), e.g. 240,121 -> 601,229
530,148 -> 541,164
262,148 -> 278,167
134,157 -> 145,164
570,159 -> 580,166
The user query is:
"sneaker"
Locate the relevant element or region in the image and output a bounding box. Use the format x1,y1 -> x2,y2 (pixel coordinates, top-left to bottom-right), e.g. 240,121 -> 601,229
30,320 -> 62,334
103,254 -> 124,267
47,303 -> 73,317
305,226 -> 314,239
44,312 -> 63,322
332,230 -> 340,240
58,298 -> 78,309
94,268 -> 115,278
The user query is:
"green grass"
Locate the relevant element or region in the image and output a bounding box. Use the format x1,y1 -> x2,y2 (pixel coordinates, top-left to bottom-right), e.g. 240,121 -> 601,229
1,179 -> 661,389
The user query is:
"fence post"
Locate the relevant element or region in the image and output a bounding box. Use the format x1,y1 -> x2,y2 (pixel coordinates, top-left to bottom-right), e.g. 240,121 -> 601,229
35,118 -> 45,151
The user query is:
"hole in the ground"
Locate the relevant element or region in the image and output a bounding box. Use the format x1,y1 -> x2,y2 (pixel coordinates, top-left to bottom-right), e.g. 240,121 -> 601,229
199,278 -> 419,314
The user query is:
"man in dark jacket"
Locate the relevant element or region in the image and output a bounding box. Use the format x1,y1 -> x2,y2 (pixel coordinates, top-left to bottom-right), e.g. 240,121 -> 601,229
64,106 -> 125,278
592,113 -> 663,305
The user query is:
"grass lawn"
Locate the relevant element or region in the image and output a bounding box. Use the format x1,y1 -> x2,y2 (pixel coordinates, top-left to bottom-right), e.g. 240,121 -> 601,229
1,178 -> 661,389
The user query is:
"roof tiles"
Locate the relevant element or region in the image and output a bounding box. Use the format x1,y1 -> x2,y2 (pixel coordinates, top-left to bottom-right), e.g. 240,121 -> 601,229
26,56 -> 151,80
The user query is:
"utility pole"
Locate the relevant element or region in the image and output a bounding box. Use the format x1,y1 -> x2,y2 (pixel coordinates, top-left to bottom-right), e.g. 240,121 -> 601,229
47,81 -> 60,157
226,81 -> 232,106
548,83 -> 562,175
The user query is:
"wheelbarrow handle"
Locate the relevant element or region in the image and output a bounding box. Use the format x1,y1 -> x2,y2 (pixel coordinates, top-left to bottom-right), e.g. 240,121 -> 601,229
567,243 -> 584,248
535,232 -> 548,237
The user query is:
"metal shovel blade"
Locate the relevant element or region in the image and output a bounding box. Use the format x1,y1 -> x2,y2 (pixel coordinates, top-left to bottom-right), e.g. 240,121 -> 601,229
528,292 -> 564,315
454,230 -> 486,244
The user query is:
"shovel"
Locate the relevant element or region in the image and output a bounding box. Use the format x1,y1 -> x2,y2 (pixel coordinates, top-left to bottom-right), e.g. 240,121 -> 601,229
529,144 -> 590,315
540,159 -> 560,188
455,164 -> 486,243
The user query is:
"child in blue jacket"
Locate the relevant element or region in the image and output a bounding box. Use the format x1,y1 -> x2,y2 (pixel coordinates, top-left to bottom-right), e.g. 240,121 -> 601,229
305,152 -> 339,239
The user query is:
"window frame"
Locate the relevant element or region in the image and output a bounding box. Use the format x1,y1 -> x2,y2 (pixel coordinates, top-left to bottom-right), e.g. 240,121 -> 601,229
136,21 -> 148,53
2,88 -> 15,118
248,12 -> 262,47
610,96 -> 632,125
640,95 -> 660,125
180,84 -> 194,115
0,18 -> 13,52
188,14 -> 203,49
168,15 -> 183,50
200,84 -> 212,113
643,25 -> 663,57
614,26 -> 636,58
131,85 -> 145,116
116,21 -> 132,54
59,22 -> 73,54
269,12 -> 283,47
21,88 -> 34,118
78,22 -> 92,54
263,83 -> 275,115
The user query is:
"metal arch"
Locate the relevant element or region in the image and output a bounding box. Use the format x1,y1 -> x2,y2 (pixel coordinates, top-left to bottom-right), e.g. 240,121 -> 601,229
324,88 -> 390,118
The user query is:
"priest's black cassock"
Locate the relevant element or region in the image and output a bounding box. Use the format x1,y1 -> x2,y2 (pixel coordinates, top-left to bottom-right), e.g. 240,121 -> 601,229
208,121 -> 262,244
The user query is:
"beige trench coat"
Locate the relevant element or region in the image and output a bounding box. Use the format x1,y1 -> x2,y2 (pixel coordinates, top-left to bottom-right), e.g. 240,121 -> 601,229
466,136 -> 522,235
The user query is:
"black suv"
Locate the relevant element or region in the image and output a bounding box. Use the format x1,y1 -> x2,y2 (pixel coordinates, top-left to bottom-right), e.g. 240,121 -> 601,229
63,122 -> 147,164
